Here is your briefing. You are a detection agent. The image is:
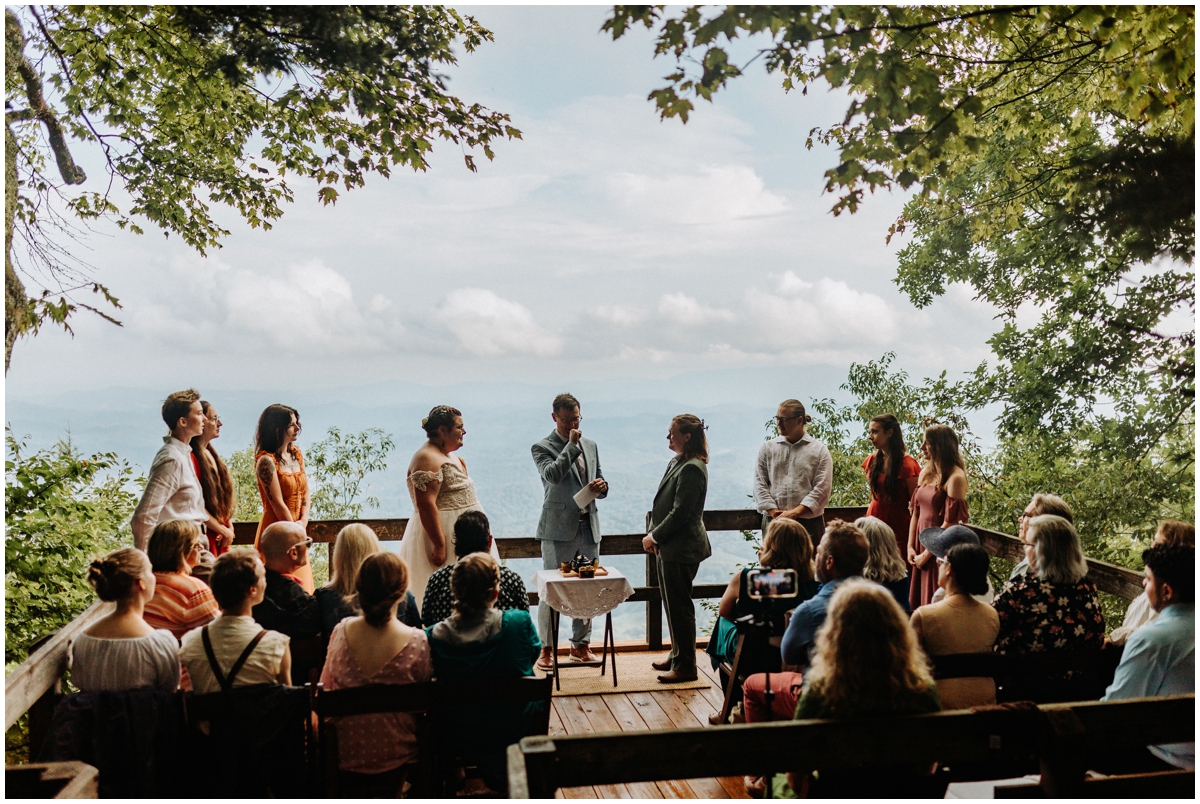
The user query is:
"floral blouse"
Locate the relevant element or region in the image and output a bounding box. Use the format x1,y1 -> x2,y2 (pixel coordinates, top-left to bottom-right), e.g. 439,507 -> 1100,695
992,575 -> 1105,655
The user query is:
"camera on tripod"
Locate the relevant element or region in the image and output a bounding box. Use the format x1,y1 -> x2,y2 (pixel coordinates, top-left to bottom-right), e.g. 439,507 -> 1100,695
736,568 -> 799,630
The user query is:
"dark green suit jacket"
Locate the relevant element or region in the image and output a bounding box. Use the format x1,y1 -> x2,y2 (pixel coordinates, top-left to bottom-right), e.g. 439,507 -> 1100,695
650,456 -> 712,564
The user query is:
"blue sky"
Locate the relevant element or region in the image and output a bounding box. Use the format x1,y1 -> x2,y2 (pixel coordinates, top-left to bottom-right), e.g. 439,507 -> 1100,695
6,5 -> 1003,399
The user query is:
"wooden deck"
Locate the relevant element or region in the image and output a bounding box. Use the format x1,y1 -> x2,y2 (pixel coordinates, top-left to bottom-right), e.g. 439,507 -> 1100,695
547,653 -> 749,799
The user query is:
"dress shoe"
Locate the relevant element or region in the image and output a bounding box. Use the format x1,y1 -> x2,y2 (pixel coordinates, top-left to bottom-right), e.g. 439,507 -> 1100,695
535,647 -> 555,671
744,776 -> 766,798
651,657 -> 672,671
656,670 -> 699,684
569,646 -> 600,663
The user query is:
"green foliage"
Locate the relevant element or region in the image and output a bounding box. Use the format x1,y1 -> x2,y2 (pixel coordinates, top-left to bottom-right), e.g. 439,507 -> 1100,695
307,427 -> 395,520
227,442 -> 262,523
4,429 -> 137,666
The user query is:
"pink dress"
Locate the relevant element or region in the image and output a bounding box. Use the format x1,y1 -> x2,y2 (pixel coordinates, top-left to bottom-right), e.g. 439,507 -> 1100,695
319,621 -> 433,773
908,484 -> 969,610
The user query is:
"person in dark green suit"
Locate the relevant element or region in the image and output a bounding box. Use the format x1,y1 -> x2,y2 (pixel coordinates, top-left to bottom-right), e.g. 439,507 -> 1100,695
643,414 -> 713,683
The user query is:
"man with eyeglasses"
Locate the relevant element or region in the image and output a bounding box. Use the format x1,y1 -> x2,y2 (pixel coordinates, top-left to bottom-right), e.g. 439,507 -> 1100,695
252,521 -> 321,642
531,392 -> 609,669
752,399 -> 833,544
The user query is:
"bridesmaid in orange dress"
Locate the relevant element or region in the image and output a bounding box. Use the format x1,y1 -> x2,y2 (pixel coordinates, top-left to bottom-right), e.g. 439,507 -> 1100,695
254,404 -> 314,593
861,413 -> 921,561
908,424 -> 969,610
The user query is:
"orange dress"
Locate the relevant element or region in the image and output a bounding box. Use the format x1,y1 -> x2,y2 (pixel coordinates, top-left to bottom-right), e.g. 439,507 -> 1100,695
255,446 -> 314,593
861,453 -> 922,559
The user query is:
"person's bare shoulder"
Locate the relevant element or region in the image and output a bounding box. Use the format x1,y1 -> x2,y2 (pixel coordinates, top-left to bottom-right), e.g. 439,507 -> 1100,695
409,445 -> 448,474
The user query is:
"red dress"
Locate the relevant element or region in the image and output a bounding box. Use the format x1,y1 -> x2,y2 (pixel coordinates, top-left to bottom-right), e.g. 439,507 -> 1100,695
908,483 -> 969,610
861,453 -> 922,559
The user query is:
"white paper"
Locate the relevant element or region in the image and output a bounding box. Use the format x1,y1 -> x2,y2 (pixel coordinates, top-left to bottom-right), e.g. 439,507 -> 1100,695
573,485 -> 599,511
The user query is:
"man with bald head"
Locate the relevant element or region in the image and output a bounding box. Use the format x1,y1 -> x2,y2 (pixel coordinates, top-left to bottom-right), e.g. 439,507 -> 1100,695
251,522 -> 321,640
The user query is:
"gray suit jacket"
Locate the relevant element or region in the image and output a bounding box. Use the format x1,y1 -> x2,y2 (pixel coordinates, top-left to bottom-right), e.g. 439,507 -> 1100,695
532,430 -> 606,543
650,457 -> 712,564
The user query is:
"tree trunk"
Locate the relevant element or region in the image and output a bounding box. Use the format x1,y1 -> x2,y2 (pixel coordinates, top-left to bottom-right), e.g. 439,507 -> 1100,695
5,124 -> 29,375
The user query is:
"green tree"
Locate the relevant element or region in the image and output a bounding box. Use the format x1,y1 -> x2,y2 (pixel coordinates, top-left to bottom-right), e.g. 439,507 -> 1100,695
5,6 -> 520,369
4,429 -> 137,666
307,426 -> 395,520
227,442 -> 262,523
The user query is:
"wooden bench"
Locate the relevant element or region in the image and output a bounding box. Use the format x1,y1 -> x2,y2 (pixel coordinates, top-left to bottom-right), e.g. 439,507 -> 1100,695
4,762 -> 98,798
931,646 -> 1125,703
507,695 -> 1194,798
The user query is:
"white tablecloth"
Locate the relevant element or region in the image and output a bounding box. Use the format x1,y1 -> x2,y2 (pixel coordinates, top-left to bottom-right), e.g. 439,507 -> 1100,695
534,567 -> 634,618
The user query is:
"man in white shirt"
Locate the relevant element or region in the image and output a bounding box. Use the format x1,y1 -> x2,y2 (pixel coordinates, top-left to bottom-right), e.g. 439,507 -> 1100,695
753,399 -> 833,543
130,389 -> 208,551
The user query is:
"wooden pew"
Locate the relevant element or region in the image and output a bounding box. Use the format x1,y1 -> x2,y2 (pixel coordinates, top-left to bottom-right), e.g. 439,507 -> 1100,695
931,646 -> 1125,703
507,695 -> 1194,799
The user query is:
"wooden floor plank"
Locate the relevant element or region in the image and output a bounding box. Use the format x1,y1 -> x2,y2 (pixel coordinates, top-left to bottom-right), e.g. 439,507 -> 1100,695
677,688 -> 719,726
649,689 -> 705,729
602,693 -> 650,733
561,786 -> 600,799
574,696 -> 634,799
656,778 -> 697,799
717,774 -> 752,799
556,696 -> 597,735
624,691 -> 677,731
549,698 -> 567,736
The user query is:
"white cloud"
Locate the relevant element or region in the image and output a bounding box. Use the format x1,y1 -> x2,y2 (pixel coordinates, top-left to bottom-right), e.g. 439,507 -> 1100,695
589,304 -> 647,327
657,293 -> 736,325
744,277 -> 897,348
435,288 -> 562,357
605,165 -> 788,225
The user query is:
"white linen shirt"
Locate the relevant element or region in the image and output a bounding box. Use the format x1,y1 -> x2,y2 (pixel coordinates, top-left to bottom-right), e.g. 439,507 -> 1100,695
752,434 -> 833,518
130,436 -> 206,551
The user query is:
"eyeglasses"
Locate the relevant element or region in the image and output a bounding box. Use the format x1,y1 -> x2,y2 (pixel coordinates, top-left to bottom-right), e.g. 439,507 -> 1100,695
292,537 -> 313,551
774,416 -> 800,425
935,557 -> 947,566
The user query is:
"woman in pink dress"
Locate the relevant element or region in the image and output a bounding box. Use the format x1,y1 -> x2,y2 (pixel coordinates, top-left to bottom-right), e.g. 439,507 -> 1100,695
861,414 -> 921,560
320,552 -> 432,798
907,425 -> 969,610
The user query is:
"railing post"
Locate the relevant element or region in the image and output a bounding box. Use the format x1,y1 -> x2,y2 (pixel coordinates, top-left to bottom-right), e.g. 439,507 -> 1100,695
519,737 -> 559,799
26,678 -> 61,762
645,511 -> 662,651
1038,708 -> 1087,798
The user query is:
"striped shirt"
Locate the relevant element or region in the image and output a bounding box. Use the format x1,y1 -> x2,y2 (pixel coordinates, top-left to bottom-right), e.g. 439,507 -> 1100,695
144,572 -> 219,640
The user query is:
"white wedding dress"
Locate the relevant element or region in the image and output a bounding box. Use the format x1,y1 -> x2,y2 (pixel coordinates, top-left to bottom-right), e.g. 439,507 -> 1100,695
396,461 -> 500,609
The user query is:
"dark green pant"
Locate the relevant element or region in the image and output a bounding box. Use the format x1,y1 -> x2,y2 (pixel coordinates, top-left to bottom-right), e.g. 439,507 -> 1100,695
657,556 -> 700,674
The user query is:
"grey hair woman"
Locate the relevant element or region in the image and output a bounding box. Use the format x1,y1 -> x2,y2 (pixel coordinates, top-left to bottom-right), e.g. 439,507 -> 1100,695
1026,514 -> 1088,583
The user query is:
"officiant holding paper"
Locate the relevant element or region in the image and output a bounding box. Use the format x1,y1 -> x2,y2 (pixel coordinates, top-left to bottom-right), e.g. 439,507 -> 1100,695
532,393 -> 608,670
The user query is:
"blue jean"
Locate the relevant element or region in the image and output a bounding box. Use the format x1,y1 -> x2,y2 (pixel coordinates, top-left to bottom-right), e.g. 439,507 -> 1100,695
538,520 -> 598,649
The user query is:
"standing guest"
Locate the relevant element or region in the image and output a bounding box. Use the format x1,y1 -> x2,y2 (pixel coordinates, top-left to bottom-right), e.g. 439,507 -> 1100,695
1111,520 -> 1195,645
908,424 -> 969,610
753,400 -> 833,544
190,401 -> 236,556
531,393 -> 609,668
923,524 -> 995,604
130,389 -> 208,551
426,553 -> 541,795
1099,544 -> 1195,771
71,548 -> 180,692
644,414 -> 712,683
316,524 -> 422,650
322,553 -> 433,798
1008,493 -> 1074,580
911,544 -> 1000,709
254,404 -> 313,593
143,520 -> 219,640
993,515 -> 1105,655
862,414 -> 921,562
856,516 -> 911,612
396,406 -> 499,609
252,522 -> 321,640
181,551 -> 292,693
422,511 -> 528,628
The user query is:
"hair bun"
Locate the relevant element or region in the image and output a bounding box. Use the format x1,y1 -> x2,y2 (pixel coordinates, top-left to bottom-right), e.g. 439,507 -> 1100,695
421,417 -> 429,427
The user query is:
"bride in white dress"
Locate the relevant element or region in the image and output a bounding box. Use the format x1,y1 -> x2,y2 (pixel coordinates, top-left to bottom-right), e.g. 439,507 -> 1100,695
396,405 -> 500,609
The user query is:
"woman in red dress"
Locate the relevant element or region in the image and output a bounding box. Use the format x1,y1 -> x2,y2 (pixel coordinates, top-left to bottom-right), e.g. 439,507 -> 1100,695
908,425 -> 969,610
860,414 -> 921,562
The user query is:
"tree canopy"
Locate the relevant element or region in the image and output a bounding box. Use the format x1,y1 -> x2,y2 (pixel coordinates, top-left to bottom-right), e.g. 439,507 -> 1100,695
4,6 -> 520,369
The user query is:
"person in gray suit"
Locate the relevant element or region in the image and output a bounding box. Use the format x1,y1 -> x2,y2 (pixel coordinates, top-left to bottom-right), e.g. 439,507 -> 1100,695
532,393 -> 609,669
643,414 -> 712,683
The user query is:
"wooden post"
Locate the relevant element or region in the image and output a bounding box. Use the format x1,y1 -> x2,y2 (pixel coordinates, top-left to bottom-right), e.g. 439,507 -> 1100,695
644,511 -> 662,651
520,737 -> 559,799
506,744 -> 531,799
1038,708 -> 1088,798
25,680 -> 61,762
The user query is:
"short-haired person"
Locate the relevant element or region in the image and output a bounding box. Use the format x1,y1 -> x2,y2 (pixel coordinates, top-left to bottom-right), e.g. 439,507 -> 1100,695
321,553 -> 433,797
753,400 -> 833,543
426,553 -> 542,795
1111,520 -> 1195,645
421,510 -> 528,627
908,424 -> 969,610
911,544 -> 1000,709
252,522 -> 321,641
856,516 -> 911,612
71,548 -> 180,692
130,389 -> 208,551
531,393 -> 609,668
1008,493 -> 1074,580
739,521 -> 869,728
1099,544 -> 1195,772
190,400 -> 237,555
253,404 -> 313,593
142,520 -> 219,640
180,551 -> 292,693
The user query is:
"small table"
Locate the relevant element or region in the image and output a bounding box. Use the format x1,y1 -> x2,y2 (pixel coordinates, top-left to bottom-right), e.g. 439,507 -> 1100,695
534,567 -> 634,690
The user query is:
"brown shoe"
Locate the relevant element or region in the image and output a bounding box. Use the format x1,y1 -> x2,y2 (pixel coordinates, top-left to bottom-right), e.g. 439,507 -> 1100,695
656,670 -> 699,684
569,646 -> 599,663
651,657 -> 672,671
744,776 -> 766,798
536,647 -> 555,671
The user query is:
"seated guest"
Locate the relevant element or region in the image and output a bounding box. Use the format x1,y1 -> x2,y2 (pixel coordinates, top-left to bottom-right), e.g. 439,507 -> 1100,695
922,524 -> 995,604
1111,520 -> 1195,645
181,550 -> 292,692
1098,544 -> 1194,772
421,510 -> 529,628
774,580 -> 940,798
1009,493 -> 1074,579
740,521 -> 869,726
426,553 -> 542,795
72,548 -> 180,692
143,520 -> 219,640
252,521 -> 321,639
321,553 -> 433,797
992,514 -> 1105,655
316,524 -> 421,650
911,544 -> 1000,709
856,516 -> 911,612
706,518 -> 819,672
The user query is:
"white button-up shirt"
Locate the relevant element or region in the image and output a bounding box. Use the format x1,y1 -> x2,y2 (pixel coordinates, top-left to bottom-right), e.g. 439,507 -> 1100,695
130,436 -> 207,551
753,434 -> 833,518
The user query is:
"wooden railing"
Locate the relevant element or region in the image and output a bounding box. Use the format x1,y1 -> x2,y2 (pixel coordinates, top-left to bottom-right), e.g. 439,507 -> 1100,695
6,508 -> 1145,747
